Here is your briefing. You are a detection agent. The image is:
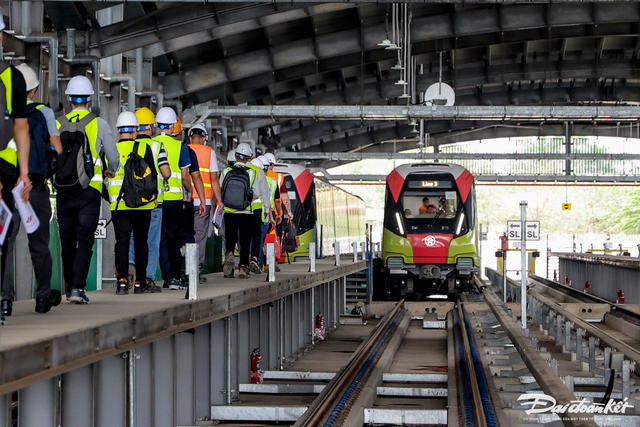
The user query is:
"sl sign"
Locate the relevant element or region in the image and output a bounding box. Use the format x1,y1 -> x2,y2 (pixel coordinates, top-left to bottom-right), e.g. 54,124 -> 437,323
507,220 -> 540,241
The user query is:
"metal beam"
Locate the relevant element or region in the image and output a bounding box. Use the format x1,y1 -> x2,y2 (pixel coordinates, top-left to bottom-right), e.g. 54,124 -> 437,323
42,0 -> 640,3
280,152 -> 640,161
196,105 -> 640,121
322,174 -> 640,183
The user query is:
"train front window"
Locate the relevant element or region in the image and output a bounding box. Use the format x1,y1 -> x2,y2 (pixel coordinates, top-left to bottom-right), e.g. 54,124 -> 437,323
402,192 -> 457,219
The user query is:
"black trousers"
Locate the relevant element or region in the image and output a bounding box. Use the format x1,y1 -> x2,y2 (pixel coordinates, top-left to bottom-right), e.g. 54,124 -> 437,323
225,212 -> 252,266
58,186 -> 101,292
250,209 -> 263,260
1,183 -> 54,301
0,168 -> 17,301
160,200 -> 184,280
113,210 -> 151,282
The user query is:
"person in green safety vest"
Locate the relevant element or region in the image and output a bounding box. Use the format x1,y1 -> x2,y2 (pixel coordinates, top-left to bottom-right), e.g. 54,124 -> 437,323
0,16 -> 36,318
55,76 -> 119,305
154,107 -> 193,290
1,64 -> 63,315
109,112 -> 170,296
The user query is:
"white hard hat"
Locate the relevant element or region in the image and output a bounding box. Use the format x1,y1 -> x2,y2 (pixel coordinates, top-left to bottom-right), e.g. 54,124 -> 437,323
116,111 -> 139,129
257,155 -> 270,167
15,64 -> 39,92
156,107 -> 177,125
264,153 -> 276,164
65,76 -> 94,96
227,149 -> 237,162
235,142 -> 253,158
188,123 -> 208,137
250,158 -> 264,169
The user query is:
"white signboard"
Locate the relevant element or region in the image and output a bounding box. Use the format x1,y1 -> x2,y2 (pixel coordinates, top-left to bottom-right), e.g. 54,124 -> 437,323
507,220 -> 540,241
95,219 -> 107,239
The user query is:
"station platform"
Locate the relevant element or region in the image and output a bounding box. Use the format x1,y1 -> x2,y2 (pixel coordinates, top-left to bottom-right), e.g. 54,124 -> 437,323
550,251 -> 640,304
0,257 -> 366,396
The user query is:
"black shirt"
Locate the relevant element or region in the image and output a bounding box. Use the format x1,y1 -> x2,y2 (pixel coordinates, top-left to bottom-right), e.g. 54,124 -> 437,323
9,66 -> 27,119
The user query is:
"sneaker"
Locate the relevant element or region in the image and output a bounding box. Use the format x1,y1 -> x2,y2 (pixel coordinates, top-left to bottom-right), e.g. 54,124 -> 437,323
168,278 -> 185,290
35,290 -> 62,314
238,266 -> 249,279
249,259 -> 261,275
133,281 -> 144,294
116,279 -> 129,296
223,252 -> 235,278
69,289 -> 90,304
144,278 -> 162,293
1,299 -> 12,317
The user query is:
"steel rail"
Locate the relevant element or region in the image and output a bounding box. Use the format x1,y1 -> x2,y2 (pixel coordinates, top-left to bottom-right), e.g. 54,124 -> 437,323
294,300 -> 406,427
488,269 -> 640,367
529,273 -> 640,327
457,304 -> 489,427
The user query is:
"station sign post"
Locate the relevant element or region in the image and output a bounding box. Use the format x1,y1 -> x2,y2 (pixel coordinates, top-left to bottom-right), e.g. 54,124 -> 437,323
520,201 -> 528,330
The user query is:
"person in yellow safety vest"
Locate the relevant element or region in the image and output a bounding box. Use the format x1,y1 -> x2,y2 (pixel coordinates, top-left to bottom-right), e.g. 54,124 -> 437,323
248,157 -> 274,274
154,107 -> 194,290
256,155 -> 280,272
0,18 -> 32,318
174,119 -> 206,285
187,124 -> 224,273
55,76 -> 119,305
124,107 -> 172,292
264,152 -> 294,223
109,112 -> 171,296
221,142 -> 269,279
0,64 -> 57,316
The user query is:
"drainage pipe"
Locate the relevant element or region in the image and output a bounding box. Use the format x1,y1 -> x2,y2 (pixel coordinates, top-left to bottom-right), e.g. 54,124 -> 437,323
135,48 -> 143,92
105,74 -> 136,112
21,34 -> 59,111
66,28 -> 76,60
139,90 -> 163,109
163,99 -> 182,117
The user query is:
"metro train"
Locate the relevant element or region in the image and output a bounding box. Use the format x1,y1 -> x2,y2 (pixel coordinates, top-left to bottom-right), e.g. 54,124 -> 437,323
273,163 -> 366,261
377,163 -> 480,300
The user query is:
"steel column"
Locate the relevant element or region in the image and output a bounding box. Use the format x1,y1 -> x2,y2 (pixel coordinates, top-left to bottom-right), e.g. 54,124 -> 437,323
134,344 -> 152,427
210,319 -> 226,405
96,355 -> 126,427
237,310 -> 250,385
0,393 -> 8,427
194,324 -> 211,419
153,337 -> 175,427
19,377 -> 56,427
175,332 -> 195,426
61,365 -> 93,427
230,313 -> 239,400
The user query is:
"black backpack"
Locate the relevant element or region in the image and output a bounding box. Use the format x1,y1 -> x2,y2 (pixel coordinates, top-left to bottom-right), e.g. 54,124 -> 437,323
221,165 -> 253,210
53,113 -> 96,193
283,220 -> 298,253
26,102 -> 52,178
115,141 -> 158,209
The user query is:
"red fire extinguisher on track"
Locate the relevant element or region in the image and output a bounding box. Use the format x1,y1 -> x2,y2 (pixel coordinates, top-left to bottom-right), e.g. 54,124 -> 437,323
250,348 -> 263,384
315,312 -> 325,341
617,290 -> 625,305
584,281 -> 591,294
565,276 -> 572,287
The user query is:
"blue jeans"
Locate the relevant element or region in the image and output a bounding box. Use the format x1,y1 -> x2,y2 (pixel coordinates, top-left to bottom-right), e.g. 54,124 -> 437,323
257,222 -> 270,264
129,205 -> 163,279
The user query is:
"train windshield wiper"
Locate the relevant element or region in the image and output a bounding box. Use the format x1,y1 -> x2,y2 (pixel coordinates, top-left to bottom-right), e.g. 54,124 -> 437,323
428,208 -> 445,227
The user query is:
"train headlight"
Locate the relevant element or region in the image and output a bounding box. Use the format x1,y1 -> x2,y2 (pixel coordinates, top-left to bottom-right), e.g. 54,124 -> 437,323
395,212 -> 405,235
455,212 -> 465,236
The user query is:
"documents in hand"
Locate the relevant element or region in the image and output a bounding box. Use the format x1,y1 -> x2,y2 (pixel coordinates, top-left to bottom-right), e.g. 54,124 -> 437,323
212,206 -> 224,229
0,200 -> 12,246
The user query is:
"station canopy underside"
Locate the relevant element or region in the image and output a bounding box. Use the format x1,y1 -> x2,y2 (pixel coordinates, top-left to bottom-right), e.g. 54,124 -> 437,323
38,1 -> 640,178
